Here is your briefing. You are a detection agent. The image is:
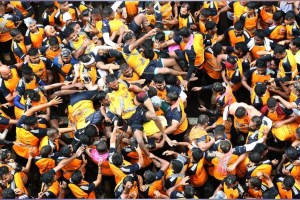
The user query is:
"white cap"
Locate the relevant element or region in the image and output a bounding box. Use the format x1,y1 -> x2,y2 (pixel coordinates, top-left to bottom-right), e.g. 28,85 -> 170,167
63,12 -> 72,22
24,17 -> 36,27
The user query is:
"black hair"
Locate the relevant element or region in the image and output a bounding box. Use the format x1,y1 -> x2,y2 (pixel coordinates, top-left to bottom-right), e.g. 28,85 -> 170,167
249,177 -> 262,188
153,74 -> 165,84
129,137 -> 138,151
291,37 -> 300,49
205,21 -> 216,31
123,175 -> 134,185
201,8 -> 211,17
95,91 -> 108,102
224,174 -> 237,185
267,97 -> 277,109
274,44 -> 286,54
285,10 -> 296,20
79,134 -> 92,146
43,1 -> 55,9
235,107 -> 246,118
143,48 -> 155,59
40,170 -> 55,184
155,32 -> 165,42
219,140 -> 231,153
235,42 -> 248,55
60,145 -> 72,157
171,160 -> 183,173
84,125 -> 98,138
254,83 -> 267,96
71,170 -> 83,184
0,166 -> 9,177
49,36 -> 59,46
78,54 -> 93,63
247,2 -> 257,9
22,66 -> 33,76
212,82 -> 225,93
142,39 -> 154,49
253,143 -> 268,154
145,1 -> 154,8
28,48 -> 39,56
106,74 -> 117,84
256,58 -> 266,68
165,74 -> 178,85
123,32 -> 135,43
212,43 -> 223,56
254,29 -> 265,39
63,27 -> 75,39
112,152 -> 123,167
91,7 -> 101,15
197,114 -> 209,125
40,145 -> 52,158
184,185 -> 195,198
2,188 -> 16,199
10,28 -> 21,37
24,89 -> 40,102
251,116 -> 262,127
249,151 -> 261,164
147,86 -> 157,98
283,176 -> 295,189
234,20 -> 244,31
181,3 -> 190,11
192,148 -> 203,162
144,170 -> 156,184
96,140 -> 108,154
24,116 -> 38,126
273,10 -> 283,21
215,125 -> 225,134
67,21 -> 80,29
166,91 -> 179,102
179,27 -> 191,38
102,7 -> 114,18
285,146 -> 298,161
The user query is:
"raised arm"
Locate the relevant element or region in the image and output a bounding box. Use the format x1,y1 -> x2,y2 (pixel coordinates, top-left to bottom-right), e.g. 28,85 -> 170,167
129,29 -> 157,52
24,96 -> 62,116
53,146 -> 84,172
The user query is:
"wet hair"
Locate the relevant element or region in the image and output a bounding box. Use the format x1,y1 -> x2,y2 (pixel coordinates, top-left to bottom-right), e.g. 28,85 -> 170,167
254,83 -> 267,96
102,7 -> 114,18
2,188 -> 16,199
143,48 -> 155,59
49,36 -> 59,46
256,58 -> 266,68
285,146 -> 298,161
291,37 -> 300,49
22,66 -> 34,76
24,89 -> 40,101
153,74 -> 165,84
254,29 -> 265,40
144,170 -> 156,184
197,114 -> 209,125
274,45 -> 286,54
224,174 -> 237,185
79,134 -> 92,146
249,151 -> 261,164
253,143 -> 268,154
285,10 -> 296,20
10,28 -> 21,37
171,160 -> 183,173
106,74 -> 117,84
184,185 -> 195,198
24,116 -> 38,126
212,82 -> 225,93
145,1 -> 154,8
267,97 -> 277,109
155,32 -> 165,42
60,145 -> 72,157
273,10 -> 283,21
95,91 -> 107,102
96,140 -> 108,154
251,116 -> 262,127
167,91 -> 179,102
200,8 -> 211,17
129,137 -> 138,151
40,170 -> 55,184
283,176 -> 295,189
67,21 -> 80,29
235,42 -> 248,56
235,107 -> 246,118
40,145 -> 52,158
28,48 -> 39,56
234,20 -> 244,31
78,54 -> 93,63
212,43 -> 223,56
0,166 -> 9,177
179,27 -> 191,38
112,152 -> 123,167
84,125 -> 98,138
249,177 -> 262,188
192,148 -> 203,162
219,140 -> 231,153
205,21 -> 216,31
63,27 -> 75,39
71,170 -> 83,184
123,175 -> 134,185
123,31 -> 135,42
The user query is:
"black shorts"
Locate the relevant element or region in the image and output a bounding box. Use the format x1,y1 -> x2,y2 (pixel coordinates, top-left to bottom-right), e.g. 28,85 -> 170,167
128,107 -> 149,133
141,60 -> 163,82
0,40 -> 12,54
129,20 -> 141,34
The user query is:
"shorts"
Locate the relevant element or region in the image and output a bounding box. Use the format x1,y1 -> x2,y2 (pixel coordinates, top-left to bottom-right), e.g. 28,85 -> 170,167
129,20 -> 141,34
0,40 -> 12,54
128,107 -> 149,133
141,60 -> 163,82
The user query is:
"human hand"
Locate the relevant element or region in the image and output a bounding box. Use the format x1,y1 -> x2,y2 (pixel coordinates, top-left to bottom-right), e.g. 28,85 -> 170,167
49,96 -> 63,106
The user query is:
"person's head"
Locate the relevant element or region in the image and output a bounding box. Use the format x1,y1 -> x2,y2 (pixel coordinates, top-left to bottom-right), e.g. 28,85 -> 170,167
28,48 -> 40,64
40,145 -> 53,158
263,2 -> 274,12
44,25 -> 56,37
214,125 -> 225,140
179,27 -> 191,42
248,176 -> 262,190
48,36 -> 60,51
155,31 -> 166,42
165,91 -> 179,105
0,65 -> 12,80
59,1 -> 70,13
184,185 -> 195,198
249,151 -> 261,164
212,43 -> 223,56
212,82 -> 225,94
24,89 -> 40,102
79,134 -> 92,147
274,44 -> 287,60
234,21 -> 244,36
0,166 -> 12,183
235,106 -> 247,119
273,10 -> 284,23
285,10 -> 296,25
225,55 -> 238,70
171,159 -> 183,173
235,42 -> 248,57
102,6 -> 115,20
96,140 -> 108,154
199,8 -> 210,22
197,114 -> 209,126
79,54 -> 96,70
112,152 -> 123,167
165,74 -> 178,85
60,48 -> 72,63
22,66 -> 34,83
256,58 -> 267,75
24,17 -> 37,32
10,28 -> 23,42
47,127 -> 60,141
60,145 -> 72,157
246,2 -> 257,15
84,125 -> 99,138
43,2 -> 55,14
63,27 -> 77,42
153,74 -> 166,91
144,170 -> 156,184
253,29 -> 265,45
24,116 -> 39,130
151,96 -> 162,110
2,188 -> 16,199
120,63 -> 133,78
91,7 -> 102,21
253,143 -> 268,156
285,146 -> 298,161
249,116 -> 262,131
144,2 -> 155,14
282,176 -> 295,190
180,3 -> 190,15
254,82 -> 267,96
123,175 -> 134,187
106,74 -> 119,91
67,21 -> 81,34
205,21 -> 217,35
147,86 -> 157,98
219,140 -> 232,153
289,37 -> 300,53
123,31 -> 136,43
191,147 -> 203,162
0,149 -> 11,162
267,97 -> 278,112
97,91 -> 110,106
224,174 -> 238,189
143,48 -> 155,59
70,170 -> 83,184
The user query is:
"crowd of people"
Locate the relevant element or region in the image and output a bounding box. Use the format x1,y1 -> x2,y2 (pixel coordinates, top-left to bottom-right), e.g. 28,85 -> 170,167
0,0 -> 300,199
